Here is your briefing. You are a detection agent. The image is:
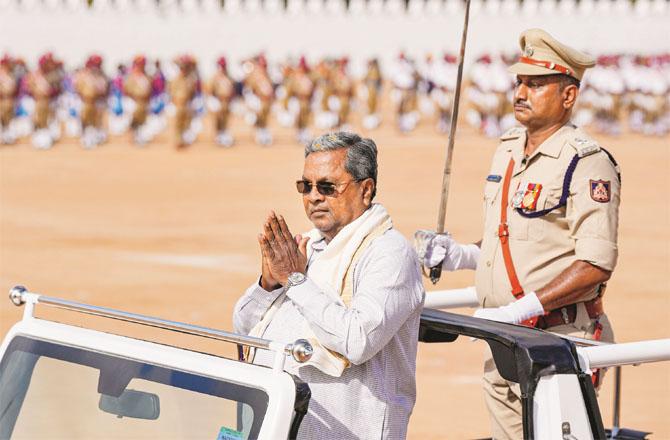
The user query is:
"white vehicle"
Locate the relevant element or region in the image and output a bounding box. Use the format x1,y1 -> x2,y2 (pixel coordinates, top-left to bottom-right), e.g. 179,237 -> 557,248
1,285 -> 669,439
0,286 -> 312,440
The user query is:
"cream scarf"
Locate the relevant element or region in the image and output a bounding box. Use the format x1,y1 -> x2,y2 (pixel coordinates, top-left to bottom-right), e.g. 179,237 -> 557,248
247,203 -> 393,376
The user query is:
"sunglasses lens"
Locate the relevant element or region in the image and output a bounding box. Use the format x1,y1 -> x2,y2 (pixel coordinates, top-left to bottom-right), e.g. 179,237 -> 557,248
296,180 -> 311,194
316,183 -> 336,196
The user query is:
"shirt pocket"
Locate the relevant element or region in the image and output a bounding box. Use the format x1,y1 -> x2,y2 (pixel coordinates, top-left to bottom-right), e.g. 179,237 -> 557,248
509,184 -> 561,241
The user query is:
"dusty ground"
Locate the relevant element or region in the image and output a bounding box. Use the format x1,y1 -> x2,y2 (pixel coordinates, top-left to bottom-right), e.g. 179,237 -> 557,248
1,114 -> 668,438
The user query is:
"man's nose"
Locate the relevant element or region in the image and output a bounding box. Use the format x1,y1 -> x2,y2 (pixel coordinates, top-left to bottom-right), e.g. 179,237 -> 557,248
515,82 -> 528,101
307,185 -> 325,202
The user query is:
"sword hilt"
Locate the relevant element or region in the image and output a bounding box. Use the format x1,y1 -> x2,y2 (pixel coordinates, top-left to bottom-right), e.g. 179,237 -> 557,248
429,265 -> 443,285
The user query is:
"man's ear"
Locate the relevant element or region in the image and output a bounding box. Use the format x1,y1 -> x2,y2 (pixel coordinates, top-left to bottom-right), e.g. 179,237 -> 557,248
362,178 -> 375,206
563,85 -> 579,110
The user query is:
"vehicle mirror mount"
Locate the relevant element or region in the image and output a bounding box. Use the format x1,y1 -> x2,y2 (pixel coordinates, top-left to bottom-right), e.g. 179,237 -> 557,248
99,389 -> 160,420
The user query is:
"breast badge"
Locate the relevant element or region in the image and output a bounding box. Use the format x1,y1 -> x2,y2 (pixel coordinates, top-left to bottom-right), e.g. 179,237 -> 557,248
512,183 -> 543,210
590,180 -> 611,203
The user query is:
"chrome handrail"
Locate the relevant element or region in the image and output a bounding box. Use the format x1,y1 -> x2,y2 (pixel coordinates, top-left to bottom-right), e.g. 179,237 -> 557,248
9,285 -> 313,364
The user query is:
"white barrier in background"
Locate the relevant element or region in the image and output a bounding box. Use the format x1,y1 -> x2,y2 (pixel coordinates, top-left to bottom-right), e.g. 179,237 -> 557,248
0,0 -> 668,76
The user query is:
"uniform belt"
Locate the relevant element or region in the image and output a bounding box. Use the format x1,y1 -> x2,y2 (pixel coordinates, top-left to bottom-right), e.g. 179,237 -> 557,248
536,296 -> 604,330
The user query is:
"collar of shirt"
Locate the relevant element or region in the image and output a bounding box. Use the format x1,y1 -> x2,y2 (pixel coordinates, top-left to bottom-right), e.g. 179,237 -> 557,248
507,122 -> 576,175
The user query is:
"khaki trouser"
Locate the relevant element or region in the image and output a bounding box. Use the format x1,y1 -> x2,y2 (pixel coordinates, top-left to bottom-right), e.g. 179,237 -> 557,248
215,105 -> 230,132
296,98 -> 310,130
33,99 -> 50,129
483,304 -> 614,440
131,100 -> 149,129
0,98 -> 14,128
255,99 -> 271,129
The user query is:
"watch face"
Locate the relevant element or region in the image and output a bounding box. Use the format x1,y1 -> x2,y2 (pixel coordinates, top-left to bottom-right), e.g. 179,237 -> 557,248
289,272 -> 305,285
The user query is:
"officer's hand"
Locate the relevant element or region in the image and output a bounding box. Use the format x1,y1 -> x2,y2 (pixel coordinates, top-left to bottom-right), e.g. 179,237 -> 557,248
414,230 -> 481,271
473,292 -> 545,325
413,230 -> 450,268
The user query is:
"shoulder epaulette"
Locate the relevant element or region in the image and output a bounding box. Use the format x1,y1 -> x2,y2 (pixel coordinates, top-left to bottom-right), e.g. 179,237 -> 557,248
569,136 -> 601,158
500,127 -> 524,141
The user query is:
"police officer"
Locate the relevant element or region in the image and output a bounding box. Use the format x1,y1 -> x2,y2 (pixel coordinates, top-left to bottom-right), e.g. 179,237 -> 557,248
415,29 -> 620,439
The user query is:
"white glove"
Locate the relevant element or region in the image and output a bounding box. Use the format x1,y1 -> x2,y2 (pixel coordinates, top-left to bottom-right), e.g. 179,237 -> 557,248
414,230 -> 480,271
473,291 -> 545,325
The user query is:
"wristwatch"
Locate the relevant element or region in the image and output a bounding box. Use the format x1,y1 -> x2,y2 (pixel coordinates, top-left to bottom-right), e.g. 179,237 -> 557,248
286,272 -> 307,288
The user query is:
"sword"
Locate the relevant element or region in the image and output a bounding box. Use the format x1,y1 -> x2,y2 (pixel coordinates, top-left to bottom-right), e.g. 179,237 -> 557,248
429,0 -> 473,285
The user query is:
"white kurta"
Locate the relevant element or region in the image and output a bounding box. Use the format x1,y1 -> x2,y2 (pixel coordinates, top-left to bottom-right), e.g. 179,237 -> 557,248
233,228 -> 425,440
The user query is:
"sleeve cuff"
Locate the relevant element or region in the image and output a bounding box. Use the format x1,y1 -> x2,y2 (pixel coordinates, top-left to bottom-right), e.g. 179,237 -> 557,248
248,277 -> 285,308
575,237 -> 618,271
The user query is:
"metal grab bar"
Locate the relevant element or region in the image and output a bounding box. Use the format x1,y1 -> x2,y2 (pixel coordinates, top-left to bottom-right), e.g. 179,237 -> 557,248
9,285 -> 313,364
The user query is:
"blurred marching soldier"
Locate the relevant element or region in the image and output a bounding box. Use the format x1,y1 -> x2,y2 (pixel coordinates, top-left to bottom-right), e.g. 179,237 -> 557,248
27,53 -> 60,149
74,54 -> 109,148
12,57 -> 35,139
169,55 -> 198,149
466,53 -> 516,138
284,56 -> 315,144
331,57 -> 354,130
580,55 -> 626,136
361,57 -> 383,130
626,55 -> 669,136
430,53 -> 458,134
207,56 -> 235,147
0,55 -> 18,144
391,52 -> 420,133
124,55 -> 153,145
276,61 -> 295,128
244,55 -> 274,146
313,58 -> 336,129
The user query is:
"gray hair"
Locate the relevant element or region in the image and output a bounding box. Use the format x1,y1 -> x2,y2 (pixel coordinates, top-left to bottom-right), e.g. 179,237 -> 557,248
305,132 -> 378,199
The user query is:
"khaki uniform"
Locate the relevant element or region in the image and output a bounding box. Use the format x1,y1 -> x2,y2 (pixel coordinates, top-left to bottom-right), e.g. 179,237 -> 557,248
0,68 -> 17,130
364,63 -> 382,115
169,71 -> 197,147
476,123 -> 620,439
209,71 -> 234,132
75,69 -> 108,129
124,70 -> 152,129
332,69 -> 353,127
286,70 -> 314,130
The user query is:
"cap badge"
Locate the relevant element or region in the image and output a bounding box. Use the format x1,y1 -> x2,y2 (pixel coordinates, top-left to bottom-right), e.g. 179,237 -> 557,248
524,45 -> 534,57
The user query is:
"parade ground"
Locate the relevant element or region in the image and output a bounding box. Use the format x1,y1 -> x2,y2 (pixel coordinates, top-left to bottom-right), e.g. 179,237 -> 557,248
0,117 -> 668,438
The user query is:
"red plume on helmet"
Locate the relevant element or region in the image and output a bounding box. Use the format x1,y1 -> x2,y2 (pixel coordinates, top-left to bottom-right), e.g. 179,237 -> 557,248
298,55 -> 309,71
86,54 -> 103,69
217,56 -> 227,69
0,54 -> 12,67
132,54 -> 146,68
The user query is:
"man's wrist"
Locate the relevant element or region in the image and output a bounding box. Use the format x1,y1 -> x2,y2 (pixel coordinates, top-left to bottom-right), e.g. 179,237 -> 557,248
259,276 -> 282,291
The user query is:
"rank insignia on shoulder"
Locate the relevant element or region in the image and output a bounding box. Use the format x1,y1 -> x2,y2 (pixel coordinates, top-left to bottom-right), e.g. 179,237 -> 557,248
487,174 -> 502,182
590,180 -> 611,203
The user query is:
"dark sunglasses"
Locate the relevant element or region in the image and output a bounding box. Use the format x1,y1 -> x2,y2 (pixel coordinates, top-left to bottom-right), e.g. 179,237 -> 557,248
295,179 -> 359,196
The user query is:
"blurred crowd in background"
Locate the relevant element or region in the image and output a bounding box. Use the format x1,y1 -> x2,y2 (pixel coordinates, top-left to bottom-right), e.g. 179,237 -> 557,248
0,50 -> 668,150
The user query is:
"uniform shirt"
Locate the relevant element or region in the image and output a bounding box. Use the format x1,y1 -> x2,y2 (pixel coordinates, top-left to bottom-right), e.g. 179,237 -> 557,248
233,229 -> 424,440
475,123 -> 620,308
